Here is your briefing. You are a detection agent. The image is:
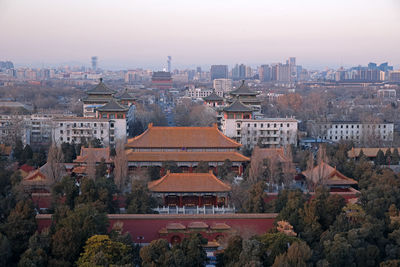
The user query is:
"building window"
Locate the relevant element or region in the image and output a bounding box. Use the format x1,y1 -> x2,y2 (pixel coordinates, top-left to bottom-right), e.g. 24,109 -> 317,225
94,130 -> 97,134
102,114 -> 107,118
261,123 -> 263,128
110,114 -> 115,119
287,123 -> 289,127
117,114 -> 123,119
110,123 -> 114,128
60,130 -> 63,134
94,123 -> 97,127
60,123 -> 63,126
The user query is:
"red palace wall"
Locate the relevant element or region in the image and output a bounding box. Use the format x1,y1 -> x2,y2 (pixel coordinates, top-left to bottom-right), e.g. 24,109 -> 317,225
36,213 -> 277,244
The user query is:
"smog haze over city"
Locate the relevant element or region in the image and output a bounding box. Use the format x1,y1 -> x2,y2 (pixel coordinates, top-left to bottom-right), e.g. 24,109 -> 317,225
1,0 -> 400,69
2,1 -> 400,267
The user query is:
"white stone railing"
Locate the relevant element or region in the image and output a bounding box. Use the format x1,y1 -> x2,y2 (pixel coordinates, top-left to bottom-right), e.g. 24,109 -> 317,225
154,205 -> 235,214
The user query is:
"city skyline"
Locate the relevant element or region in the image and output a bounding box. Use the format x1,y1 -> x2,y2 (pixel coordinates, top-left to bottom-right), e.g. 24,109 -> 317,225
1,0 -> 400,70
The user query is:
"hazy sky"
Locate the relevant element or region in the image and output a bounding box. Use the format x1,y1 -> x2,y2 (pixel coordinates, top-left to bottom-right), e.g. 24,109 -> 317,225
1,0 -> 399,70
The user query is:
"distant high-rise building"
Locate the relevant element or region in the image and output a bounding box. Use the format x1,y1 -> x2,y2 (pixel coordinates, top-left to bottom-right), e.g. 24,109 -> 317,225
196,66 -> 202,73
259,65 -> 271,82
288,57 -> 297,81
210,65 -> 228,80
389,71 -> 400,82
91,56 -> 98,70
213,78 -> 232,93
245,66 -> 252,78
239,64 -> 246,79
167,56 -> 172,73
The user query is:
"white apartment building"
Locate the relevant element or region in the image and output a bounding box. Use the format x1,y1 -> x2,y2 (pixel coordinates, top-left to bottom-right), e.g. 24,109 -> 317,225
53,117 -> 126,146
185,88 -> 223,99
314,121 -> 394,144
221,117 -> 298,148
213,79 -> 233,93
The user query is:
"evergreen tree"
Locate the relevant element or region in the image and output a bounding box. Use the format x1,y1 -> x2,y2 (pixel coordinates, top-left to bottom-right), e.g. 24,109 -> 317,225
20,144 -> 33,165
385,149 -> 393,165
392,148 -> 400,165
125,180 -> 156,214
51,204 -> 109,264
1,200 -> 37,263
95,158 -> 108,179
244,181 -> 268,213
358,149 -> 366,161
13,139 -> 24,162
272,241 -> 311,267
195,161 -> 209,173
147,166 -> 161,181
375,149 -> 385,165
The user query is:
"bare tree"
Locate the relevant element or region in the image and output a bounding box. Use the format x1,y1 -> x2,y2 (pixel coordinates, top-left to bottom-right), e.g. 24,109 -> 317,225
45,144 -> 64,183
113,139 -> 128,192
248,146 -> 263,184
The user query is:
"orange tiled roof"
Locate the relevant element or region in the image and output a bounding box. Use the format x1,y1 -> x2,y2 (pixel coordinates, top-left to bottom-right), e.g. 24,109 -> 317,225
22,169 -> 52,188
302,162 -> 357,185
74,147 -> 112,163
251,146 -> 291,163
148,171 -> 232,193
0,144 -> 12,156
126,124 -> 241,148
210,223 -> 231,230
188,222 -> 209,228
348,147 -> 399,158
166,223 -> 186,230
72,166 -> 87,174
126,151 -> 250,162
20,164 -> 35,173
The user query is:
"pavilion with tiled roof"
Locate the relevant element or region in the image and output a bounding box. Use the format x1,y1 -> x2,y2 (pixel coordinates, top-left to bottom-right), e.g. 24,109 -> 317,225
149,170 -> 232,212
72,147 -> 113,177
301,161 -> 358,190
228,80 -> 261,112
82,78 -> 117,117
126,123 -> 249,174
96,99 -> 129,119
22,169 -> 52,193
117,88 -> 136,106
223,99 -> 253,121
203,92 -> 224,108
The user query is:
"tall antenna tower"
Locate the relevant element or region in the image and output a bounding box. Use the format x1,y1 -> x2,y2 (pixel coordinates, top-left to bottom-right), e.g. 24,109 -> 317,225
91,56 -> 98,70
167,56 -> 171,73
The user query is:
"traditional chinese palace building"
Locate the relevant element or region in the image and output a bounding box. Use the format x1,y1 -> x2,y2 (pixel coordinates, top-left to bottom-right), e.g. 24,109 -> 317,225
151,71 -> 173,89
125,123 -> 250,174
149,171 -> 233,214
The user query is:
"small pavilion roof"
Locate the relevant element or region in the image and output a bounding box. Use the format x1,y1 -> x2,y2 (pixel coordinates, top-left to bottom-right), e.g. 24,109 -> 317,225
74,147 -> 112,164
302,162 -> 358,186
96,99 -> 129,112
117,89 -> 136,101
204,92 -> 223,101
230,80 -> 258,96
223,100 -> 252,112
148,171 -> 232,193
86,78 -> 116,95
